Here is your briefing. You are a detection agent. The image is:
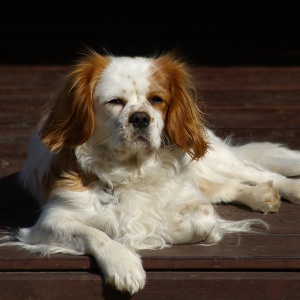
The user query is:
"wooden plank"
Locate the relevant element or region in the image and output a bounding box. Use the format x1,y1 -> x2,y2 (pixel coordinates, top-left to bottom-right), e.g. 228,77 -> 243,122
0,157 -> 27,178
0,110 -> 42,127
0,67 -> 67,88
215,206 -> 300,234
1,67 -> 300,89
0,88 -> 52,103
201,90 -> 300,107
192,67 -> 300,89
1,234 -> 300,271
0,129 -> 32,178
0,128 -> 32,155
0,89 -> 51,114
140,235 -> 300,270
0,272 -> 104,300
205,107 -> 300,128
213,128 -> 300,150
0,271 -> 299,300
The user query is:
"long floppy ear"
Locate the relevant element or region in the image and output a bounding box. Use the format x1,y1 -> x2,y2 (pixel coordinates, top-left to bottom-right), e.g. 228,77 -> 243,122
39,50 -> 110,152
157,53 -> 210,160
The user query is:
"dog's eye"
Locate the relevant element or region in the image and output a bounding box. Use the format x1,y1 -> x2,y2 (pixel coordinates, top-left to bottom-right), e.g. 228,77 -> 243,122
150,96 -> 164,104
107,98 -> 124,105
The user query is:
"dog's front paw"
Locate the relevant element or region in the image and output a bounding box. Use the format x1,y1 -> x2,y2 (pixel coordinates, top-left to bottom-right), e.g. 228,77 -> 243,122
255,181 -> 281,213
98,240 -> 146,294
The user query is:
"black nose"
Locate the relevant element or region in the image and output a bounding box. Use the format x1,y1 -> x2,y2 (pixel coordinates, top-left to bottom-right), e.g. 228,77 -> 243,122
129,112 -> 150,129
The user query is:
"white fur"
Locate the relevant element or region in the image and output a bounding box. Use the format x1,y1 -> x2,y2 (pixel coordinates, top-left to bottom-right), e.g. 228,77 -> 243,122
3,55 -> 300,295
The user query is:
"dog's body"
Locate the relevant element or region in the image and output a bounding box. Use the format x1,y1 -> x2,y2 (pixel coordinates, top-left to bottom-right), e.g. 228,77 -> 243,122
6,51 -> 300,294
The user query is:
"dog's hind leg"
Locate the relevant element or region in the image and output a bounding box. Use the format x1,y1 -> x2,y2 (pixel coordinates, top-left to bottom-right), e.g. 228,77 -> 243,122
198,179 -> 281,213
196,134 -> 300,208
233,142 -> 300,177
198,162 -> 300,208
169,191 -> 268,245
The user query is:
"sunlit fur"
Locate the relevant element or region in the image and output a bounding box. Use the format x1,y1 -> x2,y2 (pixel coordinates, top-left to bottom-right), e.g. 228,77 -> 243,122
4,50 -> 300,295
40,52 -> 110,151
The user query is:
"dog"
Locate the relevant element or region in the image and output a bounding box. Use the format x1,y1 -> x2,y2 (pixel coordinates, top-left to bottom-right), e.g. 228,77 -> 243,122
4,50 -> 300,294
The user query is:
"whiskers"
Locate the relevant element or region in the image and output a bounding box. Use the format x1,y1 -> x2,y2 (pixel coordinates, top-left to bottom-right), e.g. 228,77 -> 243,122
160,131 -> 174,148
95,129 -> 116,146
94,121 -> 123,148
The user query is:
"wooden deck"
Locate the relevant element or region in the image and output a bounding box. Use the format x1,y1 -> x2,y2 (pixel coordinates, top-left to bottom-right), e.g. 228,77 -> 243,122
1,66 -> 300,299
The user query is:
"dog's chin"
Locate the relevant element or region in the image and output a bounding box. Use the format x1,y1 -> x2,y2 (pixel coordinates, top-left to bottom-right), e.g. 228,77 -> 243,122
133,135 -> 151,146
111,135 -> 159,161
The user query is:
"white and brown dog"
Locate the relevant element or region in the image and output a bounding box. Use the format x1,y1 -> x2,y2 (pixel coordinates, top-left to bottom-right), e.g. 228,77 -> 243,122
5,50 -> 300,294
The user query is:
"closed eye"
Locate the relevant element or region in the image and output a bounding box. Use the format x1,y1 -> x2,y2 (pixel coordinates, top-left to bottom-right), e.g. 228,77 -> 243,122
107,98 -> 124,105
150,96 -> 164,104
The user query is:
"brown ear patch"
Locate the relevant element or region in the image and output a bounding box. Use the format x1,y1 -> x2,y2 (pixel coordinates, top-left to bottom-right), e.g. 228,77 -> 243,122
39,51 -> 111,152
153,53 -> 211,160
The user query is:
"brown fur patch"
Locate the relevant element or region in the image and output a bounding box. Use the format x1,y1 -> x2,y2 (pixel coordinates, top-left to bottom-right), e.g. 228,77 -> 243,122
198,180 -> 211,194
39,50 -> 111,152
41,148 -> 97,203
146,91 -> 170,121
180,203 -> 199,214
147,68 -> 171,122
149,53 -> 211,160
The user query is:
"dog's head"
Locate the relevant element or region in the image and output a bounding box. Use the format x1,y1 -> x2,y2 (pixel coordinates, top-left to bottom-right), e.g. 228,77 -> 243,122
39,50 -> 210,160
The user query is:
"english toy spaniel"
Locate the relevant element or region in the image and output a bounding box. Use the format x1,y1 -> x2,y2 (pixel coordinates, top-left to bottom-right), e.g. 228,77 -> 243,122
5,50 -> 300,294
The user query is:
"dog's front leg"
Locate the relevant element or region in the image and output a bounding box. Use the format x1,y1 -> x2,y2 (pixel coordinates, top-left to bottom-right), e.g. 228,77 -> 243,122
14,199 -> 146,295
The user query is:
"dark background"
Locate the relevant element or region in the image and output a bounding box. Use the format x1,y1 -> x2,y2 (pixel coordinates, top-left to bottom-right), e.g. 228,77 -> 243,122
1,2 -> 299,66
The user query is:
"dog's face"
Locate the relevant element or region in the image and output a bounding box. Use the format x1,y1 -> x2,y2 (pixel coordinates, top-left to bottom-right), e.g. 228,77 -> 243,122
91,57 -> 168,159
39,51 -> 210,161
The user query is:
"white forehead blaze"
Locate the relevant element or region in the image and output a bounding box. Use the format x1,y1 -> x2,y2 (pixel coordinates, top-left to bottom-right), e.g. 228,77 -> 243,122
94,56 -> 153,103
